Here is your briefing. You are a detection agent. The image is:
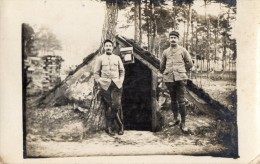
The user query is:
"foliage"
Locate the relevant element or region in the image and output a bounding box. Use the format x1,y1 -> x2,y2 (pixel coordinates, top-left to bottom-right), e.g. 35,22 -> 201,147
34,27 -> 62,55
22,24 -> 62,56
141,5 -> 171,35
22,23 -> 37,57
100,0 -> 237,71
213,0 -> 236,7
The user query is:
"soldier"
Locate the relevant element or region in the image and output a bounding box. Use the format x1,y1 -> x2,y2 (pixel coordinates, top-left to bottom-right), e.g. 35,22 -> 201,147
160,31 -> 193,132
94,39 -> 125,136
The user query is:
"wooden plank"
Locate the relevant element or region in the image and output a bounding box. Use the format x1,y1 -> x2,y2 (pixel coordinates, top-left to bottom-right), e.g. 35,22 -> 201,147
151,70 -> 158,132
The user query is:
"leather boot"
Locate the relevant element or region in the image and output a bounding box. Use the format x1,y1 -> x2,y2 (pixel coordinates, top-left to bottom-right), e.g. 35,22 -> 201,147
172,101 -> 180,126
107,127 -> 115,136
179,102 -> 188,132
116,113 -> 124,135
107,118 -> 115,136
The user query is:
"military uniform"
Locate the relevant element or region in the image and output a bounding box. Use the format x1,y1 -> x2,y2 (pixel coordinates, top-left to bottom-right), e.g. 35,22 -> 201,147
160,44 -> 193,130
94,53 -> 125,135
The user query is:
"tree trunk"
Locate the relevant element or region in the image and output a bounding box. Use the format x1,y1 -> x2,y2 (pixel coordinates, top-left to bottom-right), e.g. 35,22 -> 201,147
221,43 -> 226,79
214,28 -> 217,70
138,0 -> 142,45
204,0 -> 211,78
101,1 -> 118,46
151,2 -> 156,55
172,2 -> 177,30
200,59 -> 202,73
183,21 -> 186,47
145,1 -> 151,51
221,8 -> 230,79
185,4 -> 192,50
228,54 -> 231,80
214,2 -> 221,70
134,1 -> 140,44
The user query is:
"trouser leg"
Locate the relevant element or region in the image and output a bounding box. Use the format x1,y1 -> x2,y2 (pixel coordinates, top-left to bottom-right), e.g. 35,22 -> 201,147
166,80 -> 188,132
176,80 -> 188,131
111,82 -> 124,135
179,102 -> 186,124
179,102 -> 188,132
171,101 -> 179,120
166,82 -> 180,125
105,107 -> 115,135
100,86 -> 115,135
175,81 -> 186,122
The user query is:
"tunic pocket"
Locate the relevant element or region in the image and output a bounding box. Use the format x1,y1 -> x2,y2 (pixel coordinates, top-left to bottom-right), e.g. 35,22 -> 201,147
111,62 -> 118,71
102,62 -> 109,67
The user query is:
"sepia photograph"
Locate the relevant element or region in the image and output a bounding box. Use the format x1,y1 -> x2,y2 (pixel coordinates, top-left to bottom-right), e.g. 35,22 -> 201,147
20,0 -> 240,158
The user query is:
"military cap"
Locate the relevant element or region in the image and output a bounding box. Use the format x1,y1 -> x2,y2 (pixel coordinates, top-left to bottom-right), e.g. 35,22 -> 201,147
103,39 -> 114,45
169,31 -> 180,38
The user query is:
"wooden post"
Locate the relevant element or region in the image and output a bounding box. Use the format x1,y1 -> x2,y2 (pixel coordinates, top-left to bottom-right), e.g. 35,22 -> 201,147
151,70 -> 158,132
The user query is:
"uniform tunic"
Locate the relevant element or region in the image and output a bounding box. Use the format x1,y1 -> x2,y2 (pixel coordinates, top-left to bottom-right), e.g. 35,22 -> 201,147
94,54 -> 125,91
160,45 -> 193,82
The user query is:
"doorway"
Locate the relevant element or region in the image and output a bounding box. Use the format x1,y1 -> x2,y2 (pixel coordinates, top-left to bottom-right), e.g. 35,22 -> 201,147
122,59 -> 152,131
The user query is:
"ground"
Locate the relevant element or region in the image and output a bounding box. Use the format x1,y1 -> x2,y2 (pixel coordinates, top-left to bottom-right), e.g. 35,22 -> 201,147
192,76 -> 236,111
26,106 -> 233,157
25,78 -> 237,158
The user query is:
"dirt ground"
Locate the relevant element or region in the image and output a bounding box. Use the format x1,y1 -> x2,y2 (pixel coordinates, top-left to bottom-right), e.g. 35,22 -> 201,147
25,77 -> 237,158
26,130 -> 227,157
25,104 -> 235,158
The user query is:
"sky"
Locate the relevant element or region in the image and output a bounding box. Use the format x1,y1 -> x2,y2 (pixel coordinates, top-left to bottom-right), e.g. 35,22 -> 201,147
21,0 -> 234,68
193,0 -> 228,16
21,0 -> 106,67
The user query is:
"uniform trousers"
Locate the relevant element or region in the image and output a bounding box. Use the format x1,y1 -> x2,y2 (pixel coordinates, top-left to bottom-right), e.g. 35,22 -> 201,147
165,80 -> 187,123
100,81 -> 123,128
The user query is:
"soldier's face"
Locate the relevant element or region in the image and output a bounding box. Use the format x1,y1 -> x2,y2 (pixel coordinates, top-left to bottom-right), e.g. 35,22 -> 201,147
104,42 -> 113,54
169,35 -> 179,46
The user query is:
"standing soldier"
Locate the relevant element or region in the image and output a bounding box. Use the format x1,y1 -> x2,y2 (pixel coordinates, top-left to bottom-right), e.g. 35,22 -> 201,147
160,31 -> 193,132
94,39 -> 125,136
